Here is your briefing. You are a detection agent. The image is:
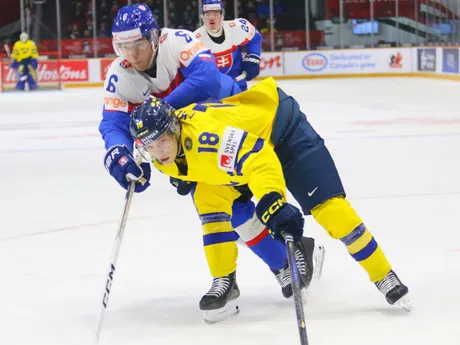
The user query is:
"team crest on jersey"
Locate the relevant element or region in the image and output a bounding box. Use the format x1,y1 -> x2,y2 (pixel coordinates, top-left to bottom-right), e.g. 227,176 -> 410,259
184,137 -> 193,151
215,53 -> 233,74
229,22 -> 236,28
195,33 -> 201,39
160,33 -> 168,43
120,59 -> 132,69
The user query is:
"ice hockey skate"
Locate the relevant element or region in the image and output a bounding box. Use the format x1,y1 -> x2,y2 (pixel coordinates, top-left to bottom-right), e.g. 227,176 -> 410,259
199,271 -> 240,323
271,236 -> 325,300
375,269 -> 411,311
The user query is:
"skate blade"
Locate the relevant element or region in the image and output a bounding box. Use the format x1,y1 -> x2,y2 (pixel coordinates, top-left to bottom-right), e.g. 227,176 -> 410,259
204,300 -> 240,324
313,243 -> 326,280
395,295 -> 412,312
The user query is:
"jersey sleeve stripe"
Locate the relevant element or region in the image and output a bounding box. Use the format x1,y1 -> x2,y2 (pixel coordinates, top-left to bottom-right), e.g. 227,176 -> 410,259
199,55 -> 213,62
238,38 -> 250,47
152,71 -> 185,99
235,137 -> 264,176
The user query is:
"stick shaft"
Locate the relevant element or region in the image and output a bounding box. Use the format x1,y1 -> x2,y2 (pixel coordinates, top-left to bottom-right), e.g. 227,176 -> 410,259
285,234 -> 309,345
94,181 -> 136,344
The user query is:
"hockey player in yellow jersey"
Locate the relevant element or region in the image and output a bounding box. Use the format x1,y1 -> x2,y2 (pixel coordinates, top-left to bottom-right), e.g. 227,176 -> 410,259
128,77 -> 411,316
10,32 -> 38,91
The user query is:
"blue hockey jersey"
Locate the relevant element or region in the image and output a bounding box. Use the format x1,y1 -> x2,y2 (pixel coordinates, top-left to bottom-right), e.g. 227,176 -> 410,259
99,28 -> 241,151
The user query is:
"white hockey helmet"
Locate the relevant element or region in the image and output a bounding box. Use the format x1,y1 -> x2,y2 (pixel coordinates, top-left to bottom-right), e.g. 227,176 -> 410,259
20,32 -> 29,43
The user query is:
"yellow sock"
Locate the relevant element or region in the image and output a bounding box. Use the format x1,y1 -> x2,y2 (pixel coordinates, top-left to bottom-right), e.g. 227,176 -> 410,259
311,197 -> 391,282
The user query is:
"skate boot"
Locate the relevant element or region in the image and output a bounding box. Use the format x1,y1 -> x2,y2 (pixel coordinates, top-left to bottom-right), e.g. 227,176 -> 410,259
271,236 -> 326,299
199,271 -> 240,323
375,270 -> 411,311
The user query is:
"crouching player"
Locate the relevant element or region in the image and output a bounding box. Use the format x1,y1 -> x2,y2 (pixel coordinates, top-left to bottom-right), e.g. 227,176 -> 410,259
100,4 -> 323,321
127,77 -> 411,320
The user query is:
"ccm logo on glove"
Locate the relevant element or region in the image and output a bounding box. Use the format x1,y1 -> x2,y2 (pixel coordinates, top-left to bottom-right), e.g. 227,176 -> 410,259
256,192 -> 304,242
261,197 -> 286,223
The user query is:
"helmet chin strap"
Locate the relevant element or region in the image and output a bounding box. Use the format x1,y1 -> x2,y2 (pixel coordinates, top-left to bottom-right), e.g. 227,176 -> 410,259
146,32 -> 159,70
147,31 -> 159,69
147,47 -> 157,69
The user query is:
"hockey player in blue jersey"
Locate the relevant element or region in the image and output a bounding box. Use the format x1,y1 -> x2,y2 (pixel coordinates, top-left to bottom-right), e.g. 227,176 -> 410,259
194,0 -> 262,91
100,4 -> 242,197
99,5 -> 319,321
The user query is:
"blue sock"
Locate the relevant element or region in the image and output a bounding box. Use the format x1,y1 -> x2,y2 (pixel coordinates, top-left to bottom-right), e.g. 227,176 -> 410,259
246,227 -> 287,270
232,201 -> 287,270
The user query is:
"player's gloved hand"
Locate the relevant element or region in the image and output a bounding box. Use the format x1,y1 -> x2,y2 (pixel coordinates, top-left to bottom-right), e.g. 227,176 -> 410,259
242,53 -> 260,81
104,145 -> 151,193
256,192 -> 304,242
170,177 -> 195,196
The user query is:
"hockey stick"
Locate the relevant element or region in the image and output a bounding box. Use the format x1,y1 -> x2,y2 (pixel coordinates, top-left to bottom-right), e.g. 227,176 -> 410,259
285,234 -> 309,345
3,44 -> 11,58
235,71 -> 247,82
93,179 -> 136,344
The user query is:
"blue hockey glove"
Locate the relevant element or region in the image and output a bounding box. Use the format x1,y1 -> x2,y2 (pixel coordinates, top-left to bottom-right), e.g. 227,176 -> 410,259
169,177 -> 196,196
242,53 -> 260,81
256,192 -> 304,242
104,145 -> 151,193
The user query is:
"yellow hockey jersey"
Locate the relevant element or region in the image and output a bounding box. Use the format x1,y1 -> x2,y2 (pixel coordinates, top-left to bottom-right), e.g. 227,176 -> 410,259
150,77 -> 285,277
11,40 -> 38,62
153,77 -> 285,203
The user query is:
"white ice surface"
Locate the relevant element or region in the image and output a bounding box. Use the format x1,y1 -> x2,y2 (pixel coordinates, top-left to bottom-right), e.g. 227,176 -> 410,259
0,78 -> 459,345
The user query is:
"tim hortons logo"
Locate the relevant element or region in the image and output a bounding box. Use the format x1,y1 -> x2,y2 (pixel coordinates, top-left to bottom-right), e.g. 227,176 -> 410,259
260,56 -> 281,70
3,62 -> 88,83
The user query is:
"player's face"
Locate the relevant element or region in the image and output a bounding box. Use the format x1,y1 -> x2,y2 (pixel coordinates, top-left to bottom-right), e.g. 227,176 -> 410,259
119,38 -> 153,71
144,133 -> 178,165
203,11 -> 223,32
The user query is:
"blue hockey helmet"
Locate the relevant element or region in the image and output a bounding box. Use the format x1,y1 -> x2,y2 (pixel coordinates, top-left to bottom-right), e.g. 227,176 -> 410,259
130,97 -> 181,150
112,4 -> 159,57
202,0 -> 224,14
